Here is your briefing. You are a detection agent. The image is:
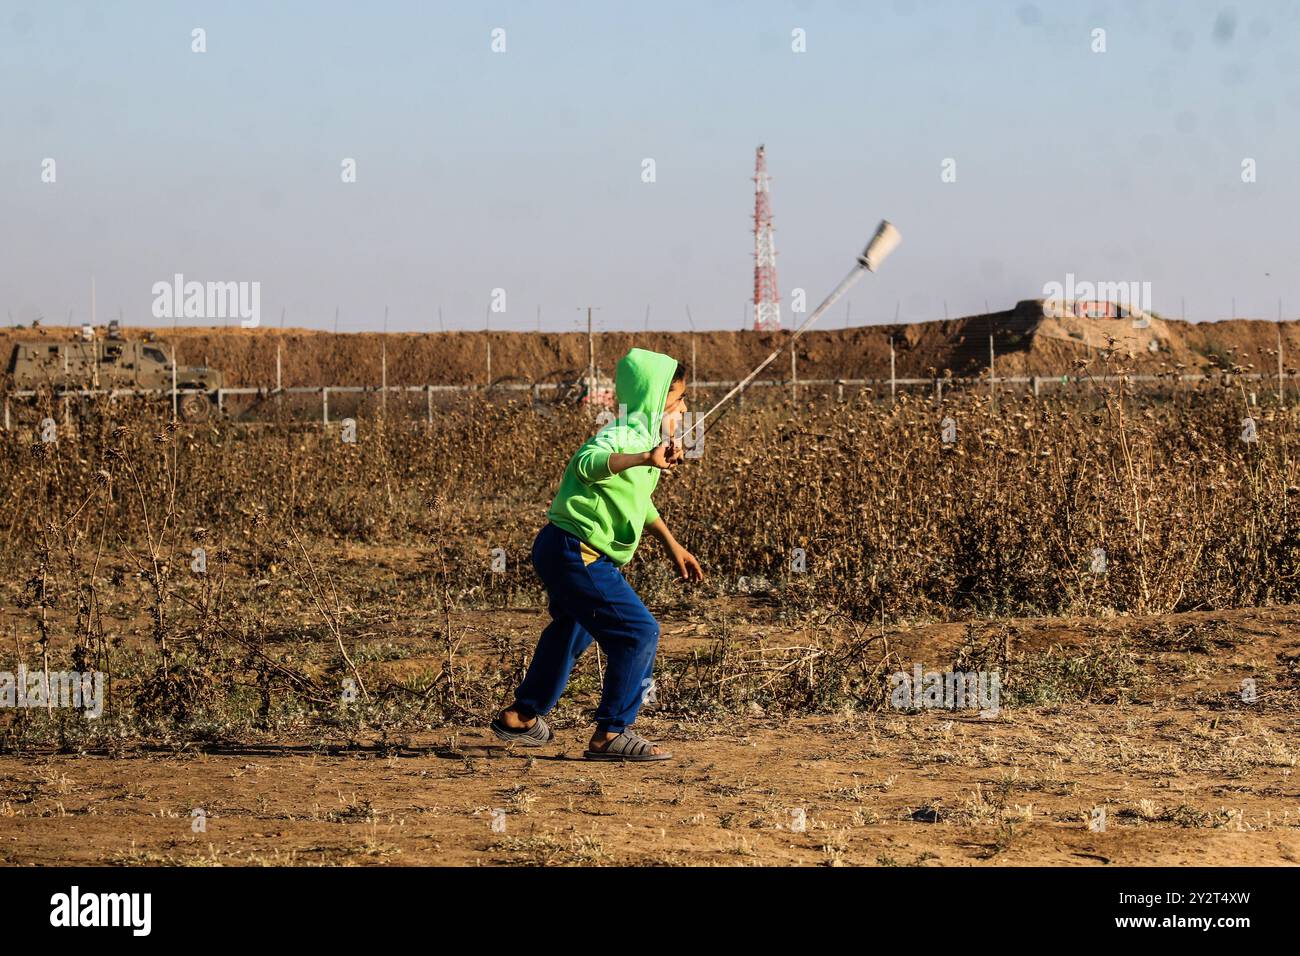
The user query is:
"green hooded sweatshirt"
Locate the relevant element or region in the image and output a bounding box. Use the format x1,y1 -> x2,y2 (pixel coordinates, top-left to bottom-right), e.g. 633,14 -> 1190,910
546,348 -> 679,567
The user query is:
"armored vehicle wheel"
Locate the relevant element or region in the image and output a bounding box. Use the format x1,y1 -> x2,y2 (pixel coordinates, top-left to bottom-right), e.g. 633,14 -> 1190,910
179,391 -> 212,422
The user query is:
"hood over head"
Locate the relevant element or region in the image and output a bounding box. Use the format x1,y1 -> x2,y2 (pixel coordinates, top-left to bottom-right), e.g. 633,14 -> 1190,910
613,348 -> 678,443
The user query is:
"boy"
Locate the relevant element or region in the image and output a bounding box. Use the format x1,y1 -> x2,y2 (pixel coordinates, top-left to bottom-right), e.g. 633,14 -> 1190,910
491,348 -> 703,761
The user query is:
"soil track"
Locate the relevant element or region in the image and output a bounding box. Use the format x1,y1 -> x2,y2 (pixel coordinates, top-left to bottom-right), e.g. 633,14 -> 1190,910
3,596 -> 1296,867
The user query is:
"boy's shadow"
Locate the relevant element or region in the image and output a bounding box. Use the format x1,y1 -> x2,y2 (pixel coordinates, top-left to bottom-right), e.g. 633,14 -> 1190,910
437,736 -> 581,760
13,738 -> 581,760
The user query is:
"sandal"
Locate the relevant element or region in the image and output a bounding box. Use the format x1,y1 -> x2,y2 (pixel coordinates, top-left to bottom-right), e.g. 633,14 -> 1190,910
584,731 -> 672,762
490,712 -> 554,746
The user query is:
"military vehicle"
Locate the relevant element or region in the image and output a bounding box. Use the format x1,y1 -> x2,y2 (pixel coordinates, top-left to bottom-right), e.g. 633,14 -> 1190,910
533,367 -> 615,407
6,330 -> 224,421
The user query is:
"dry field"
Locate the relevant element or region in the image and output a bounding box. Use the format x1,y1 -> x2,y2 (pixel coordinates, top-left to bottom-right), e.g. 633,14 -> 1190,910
2,356 -> 1299,866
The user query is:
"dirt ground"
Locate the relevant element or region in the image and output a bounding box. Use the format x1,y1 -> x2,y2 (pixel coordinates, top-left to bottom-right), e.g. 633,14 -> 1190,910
2,595 -> 1297,867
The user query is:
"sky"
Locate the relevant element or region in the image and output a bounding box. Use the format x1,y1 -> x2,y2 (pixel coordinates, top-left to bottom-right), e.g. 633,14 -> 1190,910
2,0 -> 1298,333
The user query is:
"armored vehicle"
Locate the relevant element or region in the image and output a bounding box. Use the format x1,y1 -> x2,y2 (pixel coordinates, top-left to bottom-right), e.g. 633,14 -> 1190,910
6,335 -> 224,421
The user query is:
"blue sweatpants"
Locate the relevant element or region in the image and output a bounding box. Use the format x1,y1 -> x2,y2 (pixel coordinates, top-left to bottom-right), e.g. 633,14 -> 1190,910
512,522 -> 660,734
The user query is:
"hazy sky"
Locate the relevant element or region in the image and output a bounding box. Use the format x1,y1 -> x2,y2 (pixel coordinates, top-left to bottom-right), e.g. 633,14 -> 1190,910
2,0 -> 1298,332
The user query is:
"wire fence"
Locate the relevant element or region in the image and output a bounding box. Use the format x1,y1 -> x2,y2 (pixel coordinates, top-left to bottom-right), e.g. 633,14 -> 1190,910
5,367 -> 1295,430
6,319 -> 1296,427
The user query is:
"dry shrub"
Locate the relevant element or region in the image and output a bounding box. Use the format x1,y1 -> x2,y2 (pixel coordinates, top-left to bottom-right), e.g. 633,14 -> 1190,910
2,365 -> 1297,736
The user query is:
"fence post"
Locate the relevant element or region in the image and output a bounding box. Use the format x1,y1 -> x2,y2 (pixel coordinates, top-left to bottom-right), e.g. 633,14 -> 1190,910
381,341 -> 387,418
1278,323 -> 1285,404
790,348 -> 797,405
427,385 -> 433,425
988,335 -> 996,411
1032,375 -> 1039,398
276,341 -> 283,417
691,336 -> 697,402
322,387 -> 329,425
890,340 -> 896,403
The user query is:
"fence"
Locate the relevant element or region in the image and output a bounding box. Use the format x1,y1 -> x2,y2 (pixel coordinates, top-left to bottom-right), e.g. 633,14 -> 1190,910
3,367 -> 1294,430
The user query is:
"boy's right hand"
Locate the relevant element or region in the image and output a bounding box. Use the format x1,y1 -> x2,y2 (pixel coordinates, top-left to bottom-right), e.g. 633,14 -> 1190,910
647,441 -> 682,471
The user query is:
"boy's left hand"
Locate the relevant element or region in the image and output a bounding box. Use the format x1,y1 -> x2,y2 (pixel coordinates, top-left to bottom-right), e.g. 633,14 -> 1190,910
671,548 -> 704,582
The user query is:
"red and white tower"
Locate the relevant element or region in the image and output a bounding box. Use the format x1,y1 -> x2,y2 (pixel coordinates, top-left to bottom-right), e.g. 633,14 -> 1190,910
751,144 -> 780,332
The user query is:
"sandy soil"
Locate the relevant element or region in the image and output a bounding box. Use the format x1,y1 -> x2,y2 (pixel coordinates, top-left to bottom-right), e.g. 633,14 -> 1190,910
2,599 -> 1297,867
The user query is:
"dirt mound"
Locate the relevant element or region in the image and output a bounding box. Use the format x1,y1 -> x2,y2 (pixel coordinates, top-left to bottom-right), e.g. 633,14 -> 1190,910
4,307 -> 1295,388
